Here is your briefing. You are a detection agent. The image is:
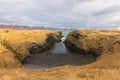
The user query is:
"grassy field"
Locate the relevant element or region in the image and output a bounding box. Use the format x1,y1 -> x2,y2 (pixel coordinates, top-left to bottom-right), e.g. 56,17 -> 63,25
0,29 -> 120,80
0,29 -> 51,68
65,29 -> 120,68
0,67 -> 120,80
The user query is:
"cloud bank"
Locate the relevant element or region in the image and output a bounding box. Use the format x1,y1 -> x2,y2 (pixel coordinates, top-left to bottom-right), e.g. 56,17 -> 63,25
0,0 -> 120,28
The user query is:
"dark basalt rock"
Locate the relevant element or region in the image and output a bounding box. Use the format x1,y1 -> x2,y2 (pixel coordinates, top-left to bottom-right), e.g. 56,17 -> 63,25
28,31 -> 63,54
53,30 -> 63,42
28,43 -> 48,54
64,40 -> 87,54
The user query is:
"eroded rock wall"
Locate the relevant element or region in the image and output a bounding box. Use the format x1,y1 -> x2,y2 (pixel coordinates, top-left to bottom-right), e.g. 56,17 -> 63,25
0,29 -> 59,68
64,29 -> 120,56
64,29 -> 120,68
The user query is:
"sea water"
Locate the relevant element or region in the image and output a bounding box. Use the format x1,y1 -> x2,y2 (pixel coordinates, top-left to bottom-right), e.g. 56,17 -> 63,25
47,30 -> 72,54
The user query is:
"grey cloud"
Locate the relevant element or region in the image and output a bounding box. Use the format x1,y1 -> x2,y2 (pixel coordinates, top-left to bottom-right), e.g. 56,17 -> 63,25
93,5 -> 120,16
0,0 -> 120,28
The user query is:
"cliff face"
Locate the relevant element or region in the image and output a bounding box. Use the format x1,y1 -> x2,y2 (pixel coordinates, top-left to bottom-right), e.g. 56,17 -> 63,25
53,30 -> 63,42
0,43 -> 21,68
64,29 -> 120,68
0,29 -> 59,68
28,30 -> 63,54
65,29 -> 120,56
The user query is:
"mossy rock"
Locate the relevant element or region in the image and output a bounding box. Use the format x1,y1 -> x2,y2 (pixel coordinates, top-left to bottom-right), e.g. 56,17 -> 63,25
53,30 -> 63,42
65,29 -> 120,56
0,29 -> 56,68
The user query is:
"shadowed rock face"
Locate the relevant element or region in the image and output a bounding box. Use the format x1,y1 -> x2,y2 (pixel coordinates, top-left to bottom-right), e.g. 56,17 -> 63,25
64,29 -> 120,57
0,29 -> 54,68
28,34 -> 55,54
54,30 -> 63,42
28,31 -> 63,54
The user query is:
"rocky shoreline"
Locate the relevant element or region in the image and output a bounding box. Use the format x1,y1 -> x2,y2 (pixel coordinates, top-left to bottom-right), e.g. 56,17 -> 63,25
64,29 -> 120,68
28,30 -> 62,54
0,29 -> 62,68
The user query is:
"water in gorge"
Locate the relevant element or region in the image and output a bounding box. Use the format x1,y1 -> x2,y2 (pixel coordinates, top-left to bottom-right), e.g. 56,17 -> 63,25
23,30 -> 96,69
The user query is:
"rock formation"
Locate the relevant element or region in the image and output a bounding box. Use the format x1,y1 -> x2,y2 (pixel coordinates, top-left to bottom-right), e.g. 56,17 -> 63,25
64,29 -> 120,57
0,29 -> 59,68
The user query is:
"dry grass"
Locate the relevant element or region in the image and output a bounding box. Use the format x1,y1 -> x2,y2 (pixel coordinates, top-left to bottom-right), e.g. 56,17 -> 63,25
0,43 -> 20,68
65,29 -> 120,69
0,29 -> 120,80
0,67 -> 120,80
0,29 -> 51,67
86,38 -> 120,69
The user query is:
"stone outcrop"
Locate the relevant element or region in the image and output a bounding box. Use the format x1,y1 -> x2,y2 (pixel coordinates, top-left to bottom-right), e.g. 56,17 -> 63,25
28,30 -> 63,54
53,30 -> 63,42
0,29 -> 59,68
28,33 -> 56,54
64,29 -> 120,57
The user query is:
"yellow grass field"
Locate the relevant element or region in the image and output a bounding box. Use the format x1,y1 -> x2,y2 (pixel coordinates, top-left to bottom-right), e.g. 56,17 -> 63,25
0,29 -> 120,80
0,67 -> 120,80
0,29 -> 51,68
65,29 -> 120,68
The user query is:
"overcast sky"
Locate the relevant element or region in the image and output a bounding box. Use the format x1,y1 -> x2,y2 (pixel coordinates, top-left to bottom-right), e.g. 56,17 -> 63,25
0,0 -> 120,29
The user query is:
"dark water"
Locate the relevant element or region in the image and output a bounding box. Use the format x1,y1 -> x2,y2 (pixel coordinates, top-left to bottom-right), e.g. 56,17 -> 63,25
23,30 -> 96,69
23,54 -> 95,69
42,30 -> 72,54
47,42 -> 70,54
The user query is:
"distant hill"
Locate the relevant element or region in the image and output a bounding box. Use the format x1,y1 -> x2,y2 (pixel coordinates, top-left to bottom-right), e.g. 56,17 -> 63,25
0,24 -> 73,30
0,24 -> 48,30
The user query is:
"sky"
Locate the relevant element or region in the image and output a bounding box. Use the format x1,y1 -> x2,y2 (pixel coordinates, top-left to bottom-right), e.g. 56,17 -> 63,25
0,0 -> 120,29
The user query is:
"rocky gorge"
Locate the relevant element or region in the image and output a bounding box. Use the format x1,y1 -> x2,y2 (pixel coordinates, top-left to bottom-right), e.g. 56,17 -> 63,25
64,29 -> 120,68
0,28 -> 120,80
0,29 -> 62,68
